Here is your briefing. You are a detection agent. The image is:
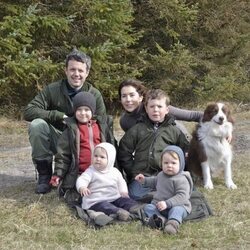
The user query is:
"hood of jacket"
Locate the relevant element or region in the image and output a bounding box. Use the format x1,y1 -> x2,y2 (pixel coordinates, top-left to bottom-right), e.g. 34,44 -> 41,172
161,145 -> 185,173
93,142 -> 116,173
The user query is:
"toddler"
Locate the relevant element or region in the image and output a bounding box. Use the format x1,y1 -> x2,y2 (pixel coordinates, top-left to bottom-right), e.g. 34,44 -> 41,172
135,145 -> 193,234
76,142 -> 137,221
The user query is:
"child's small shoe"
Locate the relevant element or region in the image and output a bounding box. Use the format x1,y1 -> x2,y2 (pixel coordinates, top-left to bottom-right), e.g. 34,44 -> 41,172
94,214 -> 114,226
148,214 -> 164,229
163,219 -> 179,235
117,209 -> 131,221
87,210 -> 114,226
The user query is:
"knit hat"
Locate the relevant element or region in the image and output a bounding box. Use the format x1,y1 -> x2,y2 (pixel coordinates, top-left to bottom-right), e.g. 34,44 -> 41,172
72,92 -> 96,114
161,145 -> 185,173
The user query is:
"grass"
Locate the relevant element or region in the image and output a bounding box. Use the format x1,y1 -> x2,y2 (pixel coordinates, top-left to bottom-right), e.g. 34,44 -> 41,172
0,111 -> 250,250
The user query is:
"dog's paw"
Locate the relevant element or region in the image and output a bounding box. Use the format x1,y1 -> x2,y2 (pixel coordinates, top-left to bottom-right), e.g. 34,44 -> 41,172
204,183 -> 214,189
226,182 -> 237,189
204,178 -> 214,189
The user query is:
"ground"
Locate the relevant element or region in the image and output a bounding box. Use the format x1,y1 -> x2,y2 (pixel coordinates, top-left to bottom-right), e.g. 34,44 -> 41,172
1,110 -> 250,249
0,111 -> 250,190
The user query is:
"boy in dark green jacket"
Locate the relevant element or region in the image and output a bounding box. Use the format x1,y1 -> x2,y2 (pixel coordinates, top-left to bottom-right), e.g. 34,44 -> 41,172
23,49 -> 106,194
118,89 -> 189,201
50,92 -> 115,206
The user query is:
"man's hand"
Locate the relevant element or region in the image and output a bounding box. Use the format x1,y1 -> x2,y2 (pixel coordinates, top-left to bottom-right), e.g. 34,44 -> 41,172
63,115 -> 68,124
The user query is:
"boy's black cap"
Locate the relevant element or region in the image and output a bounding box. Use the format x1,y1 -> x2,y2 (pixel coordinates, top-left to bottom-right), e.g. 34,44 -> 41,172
72,92 -> 96,115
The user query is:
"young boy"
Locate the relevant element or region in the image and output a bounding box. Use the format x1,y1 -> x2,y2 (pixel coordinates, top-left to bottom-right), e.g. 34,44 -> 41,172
50,91 -> 116,206
76,142 -> 137,221
118,89 -> 189,201
135,145 -> 193,234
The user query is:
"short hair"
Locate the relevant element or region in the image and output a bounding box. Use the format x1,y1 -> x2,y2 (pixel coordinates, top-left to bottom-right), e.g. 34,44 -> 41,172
161,150 -> 179,168
162,150 -> 178,161
118,79 -> 148,100
65,48 -> 91,71
145,89 -> 170,106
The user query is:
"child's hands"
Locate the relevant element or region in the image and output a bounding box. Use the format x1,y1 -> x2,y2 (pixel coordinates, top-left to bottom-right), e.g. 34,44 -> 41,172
156,201 -> 167,211
79,187 -> 91,196
49,175 -> 61,187
120,192 -> 129,198
135,173 -> 145,183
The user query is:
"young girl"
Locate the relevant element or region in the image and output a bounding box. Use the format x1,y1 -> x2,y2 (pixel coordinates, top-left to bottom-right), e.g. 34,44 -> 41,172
135,145 -> 193,235
76,143 -> 137,221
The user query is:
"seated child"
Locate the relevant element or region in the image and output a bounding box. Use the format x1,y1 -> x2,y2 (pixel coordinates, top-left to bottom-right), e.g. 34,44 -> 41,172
76,142 -> 137,221
135,145 -> 193,234
50,91 -> 116,206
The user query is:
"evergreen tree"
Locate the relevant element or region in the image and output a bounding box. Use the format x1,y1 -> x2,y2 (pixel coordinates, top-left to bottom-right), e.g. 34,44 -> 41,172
0,0 -> 249,113
131,0 -> 250,105
0,0 -> 140,112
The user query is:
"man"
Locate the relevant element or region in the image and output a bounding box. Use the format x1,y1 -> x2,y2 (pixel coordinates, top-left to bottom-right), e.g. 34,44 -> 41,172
24,49 -> 106,194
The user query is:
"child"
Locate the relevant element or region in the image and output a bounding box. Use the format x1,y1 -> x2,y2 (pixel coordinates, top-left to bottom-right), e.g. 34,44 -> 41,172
50,91 -> 116,206
135,145 -> 193,234
76,142 -> 137,221
118,89 -> 189,201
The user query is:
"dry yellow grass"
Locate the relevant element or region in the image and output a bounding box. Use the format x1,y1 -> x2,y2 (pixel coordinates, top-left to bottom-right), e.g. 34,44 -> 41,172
0,111 -> 250,249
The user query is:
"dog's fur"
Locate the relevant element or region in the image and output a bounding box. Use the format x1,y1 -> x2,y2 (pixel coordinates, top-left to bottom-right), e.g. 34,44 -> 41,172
187,102 -> 237,189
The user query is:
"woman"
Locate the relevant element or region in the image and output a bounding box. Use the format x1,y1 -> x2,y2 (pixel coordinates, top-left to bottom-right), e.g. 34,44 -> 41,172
118,79 -> 203,137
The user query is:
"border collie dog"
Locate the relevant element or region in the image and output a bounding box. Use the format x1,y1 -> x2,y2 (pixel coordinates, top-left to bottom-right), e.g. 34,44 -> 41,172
187,102 -> 237,189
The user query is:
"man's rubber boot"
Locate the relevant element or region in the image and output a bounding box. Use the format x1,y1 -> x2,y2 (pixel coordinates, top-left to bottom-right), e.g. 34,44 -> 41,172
35,160 -> 52,194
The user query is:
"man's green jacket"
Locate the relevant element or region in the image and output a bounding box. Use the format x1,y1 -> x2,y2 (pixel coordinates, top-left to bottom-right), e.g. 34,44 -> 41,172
23,79 -> 106,131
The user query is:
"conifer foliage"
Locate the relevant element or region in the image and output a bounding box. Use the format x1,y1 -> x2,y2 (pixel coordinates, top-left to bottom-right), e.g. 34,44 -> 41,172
0,0 -> 249,112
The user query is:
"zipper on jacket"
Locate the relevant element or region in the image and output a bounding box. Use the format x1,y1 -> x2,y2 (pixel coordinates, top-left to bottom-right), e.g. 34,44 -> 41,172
88,122 -> 95,156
